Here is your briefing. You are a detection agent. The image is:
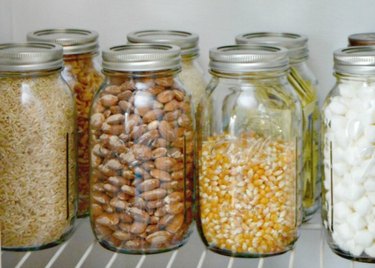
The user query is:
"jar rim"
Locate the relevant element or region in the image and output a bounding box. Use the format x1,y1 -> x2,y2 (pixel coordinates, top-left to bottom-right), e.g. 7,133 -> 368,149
102,43 -> 182,72
27,28 -> 99,55
0,42 -> 63,72
127,30 -> 199,57
209,44 -> 289,74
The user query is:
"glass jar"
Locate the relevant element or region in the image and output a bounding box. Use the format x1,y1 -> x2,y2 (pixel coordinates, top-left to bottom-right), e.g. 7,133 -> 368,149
127,30 -> 207,111
196,45 -> 302,257
28,29 -> 104,217
90,44 -> 194,254
322,46 -> 375,263
0,43 -> 76,251
236,32 -> 320,221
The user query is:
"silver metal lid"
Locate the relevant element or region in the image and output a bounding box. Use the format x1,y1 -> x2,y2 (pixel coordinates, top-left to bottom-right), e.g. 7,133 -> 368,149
0,42 -> 63,72
27,28 -> 99,55
127,30 -> 199,56
334,46 -> 375,75
102,44 -> 181,72
235,32 -> 308,63
209,45 -> 289,74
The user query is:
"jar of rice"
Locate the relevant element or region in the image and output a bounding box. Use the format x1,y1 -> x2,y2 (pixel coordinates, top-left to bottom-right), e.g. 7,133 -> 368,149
0,43 -> 77,251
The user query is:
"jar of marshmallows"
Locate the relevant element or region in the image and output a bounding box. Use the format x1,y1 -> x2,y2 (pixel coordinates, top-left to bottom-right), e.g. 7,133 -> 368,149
322,46 -> 375,263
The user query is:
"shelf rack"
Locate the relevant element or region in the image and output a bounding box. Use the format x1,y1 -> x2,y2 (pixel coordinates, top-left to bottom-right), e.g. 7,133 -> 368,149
1,214 -> 374,268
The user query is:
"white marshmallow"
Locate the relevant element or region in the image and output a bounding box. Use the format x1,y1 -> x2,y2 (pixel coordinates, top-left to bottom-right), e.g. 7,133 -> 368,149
334,202 -> 352,220
365,245 -> 375,257
329,99 -> 348,115
364,179 -> 375,192
346,239 -> 365,256
333,181 -> 348,201
336,222 -> 354,240
367,220 -> 375,235
354,230 -> 374,248
346,183 -> 365,202
346,119 -> 364,141
332,232 -> 349,251
350,167 -> 366,184
332,163 -> 349,179
364,125 -> 375,143
332,147 -> 346,164
353,196 -> 372,216
339,84 -> 358,98
367,192 -> 375,204
347,212 -> 366,231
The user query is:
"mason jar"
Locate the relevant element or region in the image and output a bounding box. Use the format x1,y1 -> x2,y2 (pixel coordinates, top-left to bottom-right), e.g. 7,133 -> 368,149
322,46 -> 375,263
89,44 -> 194,254
196,45 -> 302,257
127,30 -> 207,111
28,29 -> 104,217
0,43 -> 76,251
236,32 -> 320,221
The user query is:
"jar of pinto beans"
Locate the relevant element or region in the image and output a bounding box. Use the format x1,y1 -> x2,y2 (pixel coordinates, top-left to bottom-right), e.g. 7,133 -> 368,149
89,44 -> 194,254
27,29 -> 104,217
196,45 -> 302,257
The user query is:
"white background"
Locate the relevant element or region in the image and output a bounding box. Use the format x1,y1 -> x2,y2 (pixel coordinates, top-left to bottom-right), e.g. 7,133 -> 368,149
2,0 -> 375,104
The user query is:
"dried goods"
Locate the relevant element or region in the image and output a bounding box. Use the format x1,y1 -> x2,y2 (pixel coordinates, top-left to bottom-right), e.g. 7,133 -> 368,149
90,75 -> 194,252
198,133 -> 297,254
63,54 -> 103,215
0,75 -> 76,248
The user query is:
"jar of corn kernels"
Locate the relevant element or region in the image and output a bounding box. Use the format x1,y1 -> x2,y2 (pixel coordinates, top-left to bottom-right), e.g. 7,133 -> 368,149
196,45 -> 302,257
236,32 -> 320,222
28,29 -> 104,217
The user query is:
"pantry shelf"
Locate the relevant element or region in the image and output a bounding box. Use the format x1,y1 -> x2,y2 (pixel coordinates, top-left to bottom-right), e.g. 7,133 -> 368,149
1,214 -> 373,268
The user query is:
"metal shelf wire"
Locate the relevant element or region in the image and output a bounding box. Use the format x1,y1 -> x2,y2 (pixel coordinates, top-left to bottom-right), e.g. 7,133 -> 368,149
1,214 -> 374,268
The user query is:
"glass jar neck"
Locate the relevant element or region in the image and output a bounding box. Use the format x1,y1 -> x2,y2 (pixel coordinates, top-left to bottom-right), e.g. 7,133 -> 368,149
210,70 -> 289,80
0,68 -> 62,78
103,68 -> 180,79
181,53 -> 199,62
335,72 -> 375,83
63,51 -> 99,61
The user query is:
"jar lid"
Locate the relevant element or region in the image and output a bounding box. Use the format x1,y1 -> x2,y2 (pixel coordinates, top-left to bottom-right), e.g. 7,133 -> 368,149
102,44 -> 181,72
334,46 -> 375,75
348,33 -> 375,46
127,30 -> 199,56
235,32 -> 308,63
27,28 -> 99,55
0,42 -> 63,72
209,45 -> 289,74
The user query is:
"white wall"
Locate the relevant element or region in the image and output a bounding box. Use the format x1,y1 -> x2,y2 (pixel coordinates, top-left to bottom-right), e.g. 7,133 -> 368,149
1,0 -> 375,103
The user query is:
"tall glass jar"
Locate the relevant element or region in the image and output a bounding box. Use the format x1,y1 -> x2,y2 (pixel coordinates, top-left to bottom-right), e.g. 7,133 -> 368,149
322,46 -> 375,263
196,45 -> 302,257
90,44 -> 194,254
127,30 -> 207,111
0,43 -> 76,251
236,32 -> 320,221
28,29 -> 104,217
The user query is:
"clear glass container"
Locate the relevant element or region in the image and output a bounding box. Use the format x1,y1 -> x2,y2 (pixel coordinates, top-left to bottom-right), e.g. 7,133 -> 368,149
89,44 -> 194,254
0,43 -> 77,251
196,45 -> 302,257
28,29 -> 104,217
127,30 -> 207,111
236,32 -> 320,221
322,46 -> 375,263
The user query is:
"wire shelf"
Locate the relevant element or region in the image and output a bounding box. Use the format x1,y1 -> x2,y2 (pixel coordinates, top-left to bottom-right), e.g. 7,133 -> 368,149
1,214 -> 374,268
